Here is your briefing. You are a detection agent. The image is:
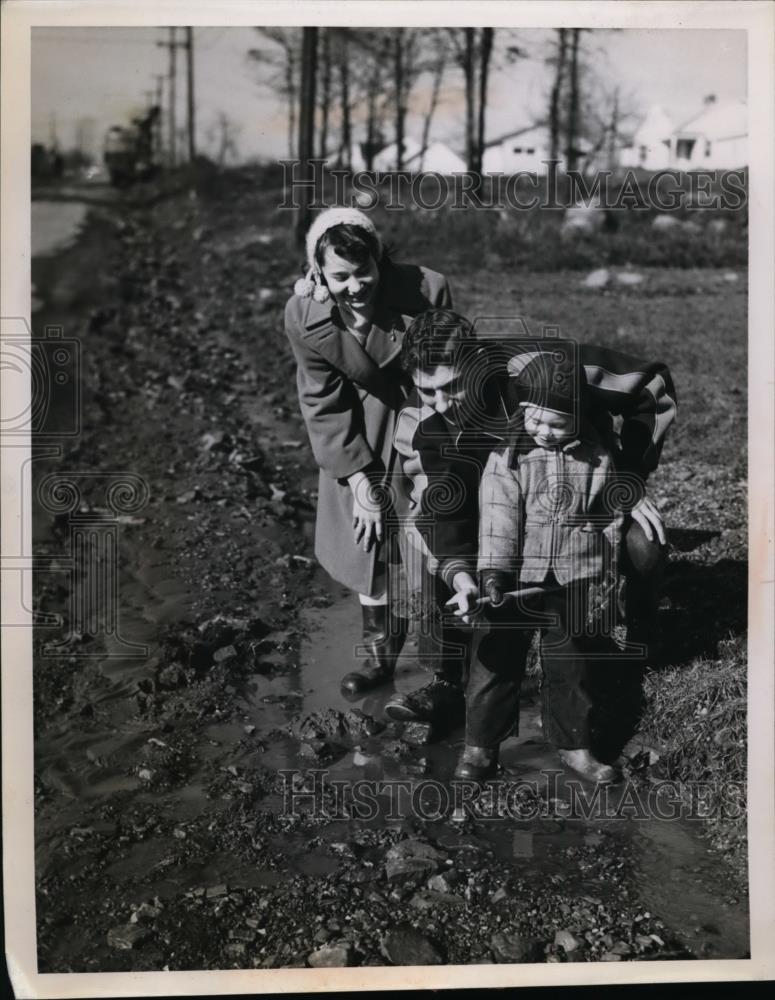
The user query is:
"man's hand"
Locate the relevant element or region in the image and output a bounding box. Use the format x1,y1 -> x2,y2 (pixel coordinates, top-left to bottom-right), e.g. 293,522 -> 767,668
630,495 -> 666,545
446,571 -> 480,624
349,471 -> 384,553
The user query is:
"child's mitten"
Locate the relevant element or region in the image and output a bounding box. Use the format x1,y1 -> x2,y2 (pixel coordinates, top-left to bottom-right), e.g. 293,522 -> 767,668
480,569 -> 513,608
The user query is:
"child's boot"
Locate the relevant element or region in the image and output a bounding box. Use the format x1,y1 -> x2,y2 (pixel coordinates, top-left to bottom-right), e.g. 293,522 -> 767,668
558,748 -> 620,784
453,744 -> 499,782
340,605 -> 406,696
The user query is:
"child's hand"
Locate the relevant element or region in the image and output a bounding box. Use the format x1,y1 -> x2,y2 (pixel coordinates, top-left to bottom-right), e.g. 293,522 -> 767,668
446,571 -> 480,624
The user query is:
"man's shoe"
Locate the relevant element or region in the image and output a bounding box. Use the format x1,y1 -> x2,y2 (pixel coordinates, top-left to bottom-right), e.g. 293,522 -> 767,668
558,748 -> 620,784
340,660 -> 395,696
453,744 -> 499,782
384,675 -> 464,727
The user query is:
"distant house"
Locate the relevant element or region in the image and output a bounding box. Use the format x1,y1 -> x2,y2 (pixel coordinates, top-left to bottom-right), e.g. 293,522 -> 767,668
405,141 -> 467,174
668,96 -> 747,170
619,105 -> 673,171
371,137 -> 423,172
482,124 -> 589,175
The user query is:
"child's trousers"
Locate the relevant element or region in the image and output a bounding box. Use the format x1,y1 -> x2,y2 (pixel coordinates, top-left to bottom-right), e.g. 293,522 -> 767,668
466,577 -> 622,751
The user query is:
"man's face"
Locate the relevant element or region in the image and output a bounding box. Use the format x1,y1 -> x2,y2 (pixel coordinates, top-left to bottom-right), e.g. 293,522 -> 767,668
413,364 -> 466,416
521,403 -> 576,448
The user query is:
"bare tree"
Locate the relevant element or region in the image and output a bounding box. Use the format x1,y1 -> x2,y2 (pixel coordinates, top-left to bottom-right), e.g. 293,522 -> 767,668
566,28 -> 582,171
448,28 -> 498,172
318,28 -> 332,158
206,111 -> 241,167
296,27 -> 318,245
548,29 -> 568,161
418,34 -> 449,167
248,28 -> 301,158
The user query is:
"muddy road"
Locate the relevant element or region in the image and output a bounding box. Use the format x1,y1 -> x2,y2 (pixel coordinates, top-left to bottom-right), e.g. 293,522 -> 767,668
30,185 -> 748,971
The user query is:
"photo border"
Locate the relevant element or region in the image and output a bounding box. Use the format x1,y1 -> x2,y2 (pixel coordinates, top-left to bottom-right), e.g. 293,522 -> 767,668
2,1 -> 773,994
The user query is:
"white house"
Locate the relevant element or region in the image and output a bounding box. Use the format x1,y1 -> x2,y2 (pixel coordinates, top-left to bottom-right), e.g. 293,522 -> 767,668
370,137 -> 423,172
482,125 -> 589,175
619,105 -> 673,171
668,97 -> 747,170
405,141 -> 467,174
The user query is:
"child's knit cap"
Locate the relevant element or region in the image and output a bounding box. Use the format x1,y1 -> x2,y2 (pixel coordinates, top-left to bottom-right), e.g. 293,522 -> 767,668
508,344 -> 585,416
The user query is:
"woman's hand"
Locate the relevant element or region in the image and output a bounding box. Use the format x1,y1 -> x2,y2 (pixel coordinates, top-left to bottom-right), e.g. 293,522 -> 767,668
348,471 -> 384,553
630,495 -> 667,545
445,571 -> 480,624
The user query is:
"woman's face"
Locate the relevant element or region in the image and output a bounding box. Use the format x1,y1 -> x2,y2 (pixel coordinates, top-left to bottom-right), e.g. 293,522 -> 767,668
320,247 -> 379,312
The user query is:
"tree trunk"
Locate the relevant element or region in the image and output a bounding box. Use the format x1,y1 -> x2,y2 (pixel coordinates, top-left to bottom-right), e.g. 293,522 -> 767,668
319,28 -> 331,159
475,27 -> 494,174
419,49 -> 446,170
464,28 -> 476,171
607,86 -> 619,170
286,45 -> 297,159
339,33 -> 351,169
296,27 -> 318,248
394,28 -> 405,171
549,28 -> 567,162
566,28 -> 581,172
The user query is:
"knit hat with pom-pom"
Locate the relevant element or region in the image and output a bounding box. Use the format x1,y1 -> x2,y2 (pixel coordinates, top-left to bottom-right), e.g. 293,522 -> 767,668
293,207 -> 382,301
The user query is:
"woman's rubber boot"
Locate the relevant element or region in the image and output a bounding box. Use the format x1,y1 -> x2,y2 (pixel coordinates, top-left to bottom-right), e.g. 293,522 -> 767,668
340,605 -> 406,696
453,744 -> 499,782
558,748 -> 620,784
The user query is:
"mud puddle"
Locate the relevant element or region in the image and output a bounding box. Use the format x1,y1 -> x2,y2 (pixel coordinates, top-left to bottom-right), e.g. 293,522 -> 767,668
292,587 -> 750,961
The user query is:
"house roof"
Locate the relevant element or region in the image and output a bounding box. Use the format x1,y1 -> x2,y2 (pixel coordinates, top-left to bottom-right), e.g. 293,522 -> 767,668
485,124 -> 547,148
674,99 -> 747,140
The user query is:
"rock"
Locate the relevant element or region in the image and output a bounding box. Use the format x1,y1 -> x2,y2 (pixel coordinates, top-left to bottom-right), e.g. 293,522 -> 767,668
652,214 -> 679,230
385,839 -> 447,887
107,924 -> 150,950
561,204 -> 605,236
410,890 -> 465,910
615,271 -> 644,286
402,721 -> 434,746
130,901 -> 163,923
137,768 -> 154,782
490,931 -> 541,964
582,268 -> 610,289
491,884 -> 511,904
427,871 -> 460,894
201,430 -> 229,452
176,489 -> 197,504
601,951 -> 623,962
294,708 -> 383,744
307,942 -> 355,968
723,271 -> 739,282
386,857 -> 438,888
610,940 -> 632,956
381,739 -> 412,760
380,924 -> 442,966
400,758 -> 429,776
213,645 -> 237,663
158,662 -> 185,689
555,930 -> 581,953
205,884 -> 228,899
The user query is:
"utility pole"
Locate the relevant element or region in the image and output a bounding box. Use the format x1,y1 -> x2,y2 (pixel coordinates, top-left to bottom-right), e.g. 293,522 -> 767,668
154,73 -> 165,163
295,27 -> 318,248
157,27 -> 181,167
185,27 -> 196,161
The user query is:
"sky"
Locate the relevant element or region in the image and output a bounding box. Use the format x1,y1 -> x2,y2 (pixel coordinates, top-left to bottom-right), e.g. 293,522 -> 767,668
31,26 -> 747,163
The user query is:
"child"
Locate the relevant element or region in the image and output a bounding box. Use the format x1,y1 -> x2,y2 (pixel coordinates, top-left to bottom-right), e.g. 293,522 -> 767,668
458,346 -> 626,784
390,310 -> 675,739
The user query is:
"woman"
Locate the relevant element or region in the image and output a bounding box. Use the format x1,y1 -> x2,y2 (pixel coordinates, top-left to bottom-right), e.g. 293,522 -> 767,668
284,207 -> 453,695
